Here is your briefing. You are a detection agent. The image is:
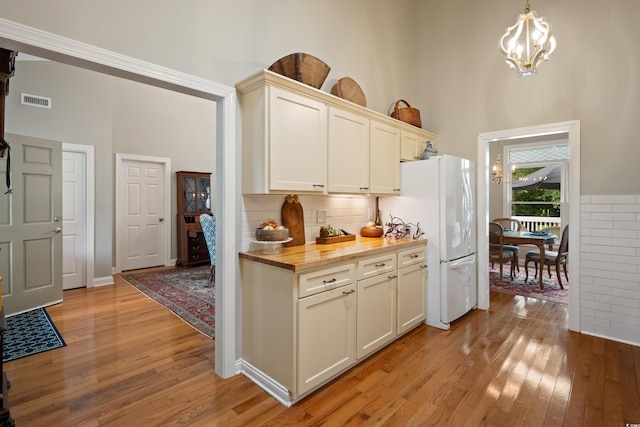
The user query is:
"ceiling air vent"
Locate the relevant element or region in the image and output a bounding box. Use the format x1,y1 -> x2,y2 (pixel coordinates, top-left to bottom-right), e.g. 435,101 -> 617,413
21,93 -> 52,109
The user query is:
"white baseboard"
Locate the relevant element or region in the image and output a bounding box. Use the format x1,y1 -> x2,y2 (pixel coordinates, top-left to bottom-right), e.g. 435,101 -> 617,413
93,276 -> 115,287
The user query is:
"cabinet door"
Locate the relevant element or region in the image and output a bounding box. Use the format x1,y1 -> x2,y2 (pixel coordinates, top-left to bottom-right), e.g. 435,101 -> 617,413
298,284 -> 356,394
269,86 -> 327,193
397,262 -> 427,334
356,273 -> 397,359
328,107 -> 370,194
369,120 -> 400,195
400,130 -> 423,161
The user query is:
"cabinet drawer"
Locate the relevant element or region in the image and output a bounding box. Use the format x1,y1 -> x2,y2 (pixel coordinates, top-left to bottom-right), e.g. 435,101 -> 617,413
357,253 -> 396,280
398,246 -> 426,269
298,264 -> 355,298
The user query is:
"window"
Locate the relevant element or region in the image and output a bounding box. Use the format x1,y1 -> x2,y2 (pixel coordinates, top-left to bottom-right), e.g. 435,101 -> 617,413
504,143 -> 568,231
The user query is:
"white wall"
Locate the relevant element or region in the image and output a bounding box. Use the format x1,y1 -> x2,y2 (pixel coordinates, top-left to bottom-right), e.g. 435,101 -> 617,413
5,60 -> 216,274
414,0 -> 640,196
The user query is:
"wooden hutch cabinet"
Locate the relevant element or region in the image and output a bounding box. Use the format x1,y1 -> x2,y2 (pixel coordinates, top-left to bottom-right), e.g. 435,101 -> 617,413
176,171 -> 212,266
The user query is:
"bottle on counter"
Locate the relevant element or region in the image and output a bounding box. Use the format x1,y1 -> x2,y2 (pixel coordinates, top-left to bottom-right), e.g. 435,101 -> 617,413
374,209 -> 382,227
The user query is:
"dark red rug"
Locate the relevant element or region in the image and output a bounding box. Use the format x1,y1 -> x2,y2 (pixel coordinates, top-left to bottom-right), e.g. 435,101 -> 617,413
489,263 -> 568,304
121,266 -> 215,338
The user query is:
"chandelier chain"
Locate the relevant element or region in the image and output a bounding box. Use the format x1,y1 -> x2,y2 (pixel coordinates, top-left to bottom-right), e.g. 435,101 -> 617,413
524,0 -> 531,13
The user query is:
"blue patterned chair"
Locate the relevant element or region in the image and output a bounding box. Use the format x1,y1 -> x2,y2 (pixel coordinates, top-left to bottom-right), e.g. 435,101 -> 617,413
199,213 -> 216,281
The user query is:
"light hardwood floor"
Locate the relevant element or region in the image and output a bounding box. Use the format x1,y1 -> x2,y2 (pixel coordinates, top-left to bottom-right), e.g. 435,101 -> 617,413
5,273 -> 640,426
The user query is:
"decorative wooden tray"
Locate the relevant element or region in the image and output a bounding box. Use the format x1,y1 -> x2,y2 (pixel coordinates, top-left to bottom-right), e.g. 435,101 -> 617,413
316,234 -> 356,244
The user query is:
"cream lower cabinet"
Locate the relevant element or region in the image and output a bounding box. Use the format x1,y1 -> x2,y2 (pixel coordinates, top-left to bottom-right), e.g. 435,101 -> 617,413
397,246 -> 428,334
356,252 -> 397,359
298,284 -> 356,394
240,242 -> 426,406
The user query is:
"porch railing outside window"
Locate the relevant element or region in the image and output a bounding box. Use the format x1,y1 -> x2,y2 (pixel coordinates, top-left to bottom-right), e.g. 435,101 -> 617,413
512,215 -> 561,232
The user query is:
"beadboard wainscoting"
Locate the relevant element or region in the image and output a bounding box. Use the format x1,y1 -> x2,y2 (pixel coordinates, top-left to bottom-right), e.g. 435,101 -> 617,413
581,195 -> 640,345
241,195 -> 377,252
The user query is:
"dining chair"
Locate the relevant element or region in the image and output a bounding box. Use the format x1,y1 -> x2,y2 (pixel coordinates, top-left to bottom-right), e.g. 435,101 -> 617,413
199,213 -> 216,281
540,225 -> 561,250
491,217 -> 521,272
524,224 -> 569,289
492,217 -> 522,232
489,222 -> 516,284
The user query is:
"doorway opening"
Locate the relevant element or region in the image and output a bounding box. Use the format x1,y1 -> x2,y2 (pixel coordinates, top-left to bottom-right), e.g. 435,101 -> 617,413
0,19 -> 238,378
477,121 -> 581,332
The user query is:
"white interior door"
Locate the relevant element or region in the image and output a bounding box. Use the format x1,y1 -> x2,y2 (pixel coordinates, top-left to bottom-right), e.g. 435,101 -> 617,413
118,157 -> 167,271
0,134 -> 63,315
62,150 -> 87,289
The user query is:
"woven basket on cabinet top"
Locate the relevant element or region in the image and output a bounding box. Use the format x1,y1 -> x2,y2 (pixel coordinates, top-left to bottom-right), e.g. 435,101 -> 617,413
268,53 -> 331,89
390,99 -> 422,128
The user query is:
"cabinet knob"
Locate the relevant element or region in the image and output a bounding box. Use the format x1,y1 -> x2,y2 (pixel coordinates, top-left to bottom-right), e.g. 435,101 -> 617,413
323,278 -> 337,284
342,289 -> 355,295
374,263 -> 386,268
159,217 -> 164,222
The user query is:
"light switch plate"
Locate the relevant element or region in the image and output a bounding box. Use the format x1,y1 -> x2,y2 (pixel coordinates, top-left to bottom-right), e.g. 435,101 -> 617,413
317,209 -> 327,223
368,208 -> 374,221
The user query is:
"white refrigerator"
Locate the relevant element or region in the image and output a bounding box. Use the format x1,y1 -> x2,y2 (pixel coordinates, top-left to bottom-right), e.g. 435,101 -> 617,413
380,155 -> 476,330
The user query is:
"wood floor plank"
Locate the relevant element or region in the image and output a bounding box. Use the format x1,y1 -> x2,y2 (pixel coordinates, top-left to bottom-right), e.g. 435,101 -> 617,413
3,276 -> 639,426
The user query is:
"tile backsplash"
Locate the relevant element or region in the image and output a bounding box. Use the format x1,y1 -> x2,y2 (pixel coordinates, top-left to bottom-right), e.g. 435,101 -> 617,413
241,194 -> 378,252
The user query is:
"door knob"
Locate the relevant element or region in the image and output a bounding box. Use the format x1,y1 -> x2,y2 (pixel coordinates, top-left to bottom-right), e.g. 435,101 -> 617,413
159,217 -> 164,222
54,217 -> 60,222
55,227 -> 62,233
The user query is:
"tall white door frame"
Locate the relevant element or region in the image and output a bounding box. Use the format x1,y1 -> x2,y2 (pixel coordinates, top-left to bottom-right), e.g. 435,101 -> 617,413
0,17 -> 239,379
115,153 -> 171,273
477,120 -> 581,332
62,143 -> 95,288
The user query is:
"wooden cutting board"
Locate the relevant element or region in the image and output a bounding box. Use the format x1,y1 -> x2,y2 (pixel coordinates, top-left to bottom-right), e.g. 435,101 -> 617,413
281,195 -> 305,247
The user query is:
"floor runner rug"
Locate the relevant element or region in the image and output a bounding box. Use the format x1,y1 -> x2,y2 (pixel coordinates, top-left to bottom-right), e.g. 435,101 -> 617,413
121,266 -> 215,338
489,264 -> 568,304
3,307 -> 66,362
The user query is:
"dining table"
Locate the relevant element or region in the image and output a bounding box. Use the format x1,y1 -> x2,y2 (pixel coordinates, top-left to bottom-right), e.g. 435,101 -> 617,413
503,231 -> 556,289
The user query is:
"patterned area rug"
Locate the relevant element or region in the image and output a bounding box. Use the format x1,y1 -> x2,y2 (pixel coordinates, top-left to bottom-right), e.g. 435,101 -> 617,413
490,264 -> 568,304
121,266 -> 215,338
3,307 -> 66,362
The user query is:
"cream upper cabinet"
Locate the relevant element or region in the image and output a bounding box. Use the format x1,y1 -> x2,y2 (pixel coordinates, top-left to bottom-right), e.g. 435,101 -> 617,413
327,106 -> 370,194
240,85 -> 328,194
269,87 -> 328,193
236,70 -> 437,195
400,129 -> 436,162
370,120 -> 401,195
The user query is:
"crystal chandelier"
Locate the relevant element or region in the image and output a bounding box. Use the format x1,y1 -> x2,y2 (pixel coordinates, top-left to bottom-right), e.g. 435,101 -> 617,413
499,0 -> 556,76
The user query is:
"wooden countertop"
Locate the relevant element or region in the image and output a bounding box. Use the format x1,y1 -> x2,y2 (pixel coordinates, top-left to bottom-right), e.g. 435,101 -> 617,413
239,236 -> 427,272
